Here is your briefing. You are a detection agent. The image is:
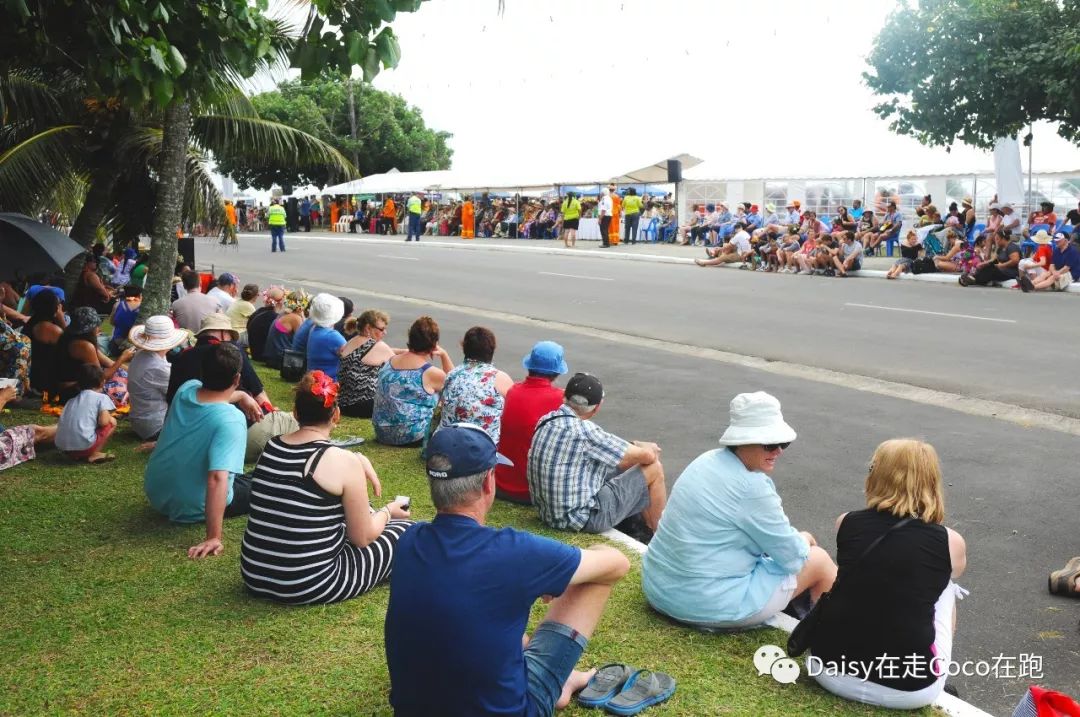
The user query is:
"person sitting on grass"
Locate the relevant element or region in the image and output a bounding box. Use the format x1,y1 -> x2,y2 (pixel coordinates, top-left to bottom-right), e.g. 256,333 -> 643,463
528,373 -> 668,536
0,384 -> 56,472
385,423 -> 632,717
127,316 -> 191,441
107,284 -> 142,357
495,341 -> 568,506
372,315 -> 453,446
225,283 -> 259,349
54,364 -> 117,464
1027,231 -> 1080,292
438,326 -> 513,443
695,222 -> 752,267
246,286 -> 284,361
166,313 -> 272,411
144,342 -> 264,559
832,231 -> 864,277
240,371 -> 412,605
807,439 -> 967,711
304,293 -> 346,380
643,392 -> 836,630
262,289 -> 309,369
886,230 -> 923,279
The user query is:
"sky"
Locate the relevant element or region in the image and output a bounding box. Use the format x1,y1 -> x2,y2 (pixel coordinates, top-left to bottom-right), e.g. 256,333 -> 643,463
361,0 -> 1080,181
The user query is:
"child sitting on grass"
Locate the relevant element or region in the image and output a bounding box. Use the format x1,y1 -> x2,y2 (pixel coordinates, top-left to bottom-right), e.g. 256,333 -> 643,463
55,364 -> 117,464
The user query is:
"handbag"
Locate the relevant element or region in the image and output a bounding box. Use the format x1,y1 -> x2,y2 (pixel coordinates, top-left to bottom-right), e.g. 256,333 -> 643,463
787,517 -> 913,656
279,348 -> 306,382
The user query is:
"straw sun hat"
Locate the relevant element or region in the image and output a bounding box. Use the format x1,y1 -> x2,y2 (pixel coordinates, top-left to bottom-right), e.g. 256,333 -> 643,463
128,315 -> 190,351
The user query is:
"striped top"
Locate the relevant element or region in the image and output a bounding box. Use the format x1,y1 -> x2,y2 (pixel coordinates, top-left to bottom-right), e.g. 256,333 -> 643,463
240,438 -> 363,605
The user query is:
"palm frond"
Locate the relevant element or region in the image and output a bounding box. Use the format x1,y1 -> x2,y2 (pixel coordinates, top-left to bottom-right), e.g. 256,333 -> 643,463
190,114 -> 354,176
0,68 -> 75,128
0,125 -> 86,213
184,149 -> 226,227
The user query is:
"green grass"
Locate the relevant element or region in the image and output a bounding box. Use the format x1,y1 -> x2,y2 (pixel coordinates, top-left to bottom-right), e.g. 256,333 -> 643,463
0,365 -> 935,716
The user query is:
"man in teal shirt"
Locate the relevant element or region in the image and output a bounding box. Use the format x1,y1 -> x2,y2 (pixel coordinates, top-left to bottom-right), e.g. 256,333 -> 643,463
406,193 -> 423,242
144,343 -> 259,559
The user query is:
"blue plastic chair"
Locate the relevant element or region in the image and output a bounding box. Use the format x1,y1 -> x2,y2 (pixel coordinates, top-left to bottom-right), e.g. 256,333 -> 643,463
640,217 -> 659,242
1020,238 -> 1037,256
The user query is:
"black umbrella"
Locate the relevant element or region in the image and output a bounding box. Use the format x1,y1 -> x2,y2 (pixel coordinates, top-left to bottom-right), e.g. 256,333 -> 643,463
0,212 -> 86,277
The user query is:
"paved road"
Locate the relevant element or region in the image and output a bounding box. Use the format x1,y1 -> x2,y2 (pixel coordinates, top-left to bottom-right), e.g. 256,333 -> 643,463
211,233 -> 1079,714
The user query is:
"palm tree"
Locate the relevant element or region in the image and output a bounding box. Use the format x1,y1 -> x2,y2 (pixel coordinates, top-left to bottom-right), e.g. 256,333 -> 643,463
0,68 -> 353,308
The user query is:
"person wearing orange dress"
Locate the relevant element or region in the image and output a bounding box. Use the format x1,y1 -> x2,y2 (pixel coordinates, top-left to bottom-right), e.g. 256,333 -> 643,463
329,200 -> 340,230
380,197 -> 396,235
608,184 -> 622,246
461,198 -> 475,239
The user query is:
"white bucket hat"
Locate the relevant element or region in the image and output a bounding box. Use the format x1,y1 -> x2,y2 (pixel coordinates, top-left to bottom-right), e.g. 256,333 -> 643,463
717,391 -> 797,446
308,293 -> 345,328
128,315 -> 190,351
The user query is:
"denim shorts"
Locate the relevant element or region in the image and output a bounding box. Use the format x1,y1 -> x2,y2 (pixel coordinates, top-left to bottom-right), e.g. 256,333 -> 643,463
524,621 -> 589,717
581,466 -> 650,533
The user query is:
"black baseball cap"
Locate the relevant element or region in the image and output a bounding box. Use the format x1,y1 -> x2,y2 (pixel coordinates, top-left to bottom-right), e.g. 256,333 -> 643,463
565,373 -> 604,408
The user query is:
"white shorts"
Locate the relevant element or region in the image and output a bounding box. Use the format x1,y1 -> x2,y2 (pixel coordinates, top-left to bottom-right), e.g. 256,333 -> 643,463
808,581 -> 967,710
665,574 -> 798,632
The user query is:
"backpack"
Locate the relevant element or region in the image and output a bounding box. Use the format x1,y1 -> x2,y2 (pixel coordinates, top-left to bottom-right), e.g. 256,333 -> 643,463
910,256 -> 937,275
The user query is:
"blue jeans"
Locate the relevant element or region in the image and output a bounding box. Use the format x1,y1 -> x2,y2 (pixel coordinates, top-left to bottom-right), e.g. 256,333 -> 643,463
407,213 -> 421,240
524,621 -> 588,717
270,226 -> 285,252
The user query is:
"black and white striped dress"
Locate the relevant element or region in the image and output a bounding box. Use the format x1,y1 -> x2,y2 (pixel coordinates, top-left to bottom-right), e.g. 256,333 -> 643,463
240,437 -> 412,605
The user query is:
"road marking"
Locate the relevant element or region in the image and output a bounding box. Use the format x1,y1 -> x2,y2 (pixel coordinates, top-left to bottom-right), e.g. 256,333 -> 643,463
377,254 -> 420,262
262,276 -> 1080,438
539,271 -> 614,281
844,302 -> 1016,324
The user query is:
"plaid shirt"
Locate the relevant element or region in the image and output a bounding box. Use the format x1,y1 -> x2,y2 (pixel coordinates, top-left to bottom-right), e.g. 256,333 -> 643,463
527,405 -> 630,530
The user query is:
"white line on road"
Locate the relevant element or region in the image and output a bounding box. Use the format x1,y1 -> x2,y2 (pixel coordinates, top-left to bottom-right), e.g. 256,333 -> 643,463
844,302 -> 1016,324
539,271 -> 614,281
377,254 -> 420,262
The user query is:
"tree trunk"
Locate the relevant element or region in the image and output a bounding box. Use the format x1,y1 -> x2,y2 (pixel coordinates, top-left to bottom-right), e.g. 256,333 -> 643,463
62,169 -> 117,296
140,100 -> 192,320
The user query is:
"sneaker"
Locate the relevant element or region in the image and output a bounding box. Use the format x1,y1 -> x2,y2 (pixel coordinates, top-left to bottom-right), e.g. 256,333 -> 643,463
823,268 -> 836,277
958,273 -> 973,287
1019,274 -> 1034,293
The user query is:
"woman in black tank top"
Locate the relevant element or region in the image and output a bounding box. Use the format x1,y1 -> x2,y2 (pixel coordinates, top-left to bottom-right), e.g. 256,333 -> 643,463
808,439 -> 967,710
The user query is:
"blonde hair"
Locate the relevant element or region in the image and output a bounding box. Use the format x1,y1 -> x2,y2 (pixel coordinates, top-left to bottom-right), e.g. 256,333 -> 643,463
865,439 -> 945,524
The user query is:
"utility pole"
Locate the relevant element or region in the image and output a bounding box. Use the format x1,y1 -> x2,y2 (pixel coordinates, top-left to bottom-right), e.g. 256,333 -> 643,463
348,78 -> 360,172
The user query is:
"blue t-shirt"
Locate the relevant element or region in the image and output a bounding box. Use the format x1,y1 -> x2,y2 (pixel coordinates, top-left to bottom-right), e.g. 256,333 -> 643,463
143,379 -> 246,523
385,514 -> 581,717
851,207 -> 864,220
111,299 -> 140,343
1052,243 -> 1080,281
306,326 -> 346,379
290,319 -> 314,353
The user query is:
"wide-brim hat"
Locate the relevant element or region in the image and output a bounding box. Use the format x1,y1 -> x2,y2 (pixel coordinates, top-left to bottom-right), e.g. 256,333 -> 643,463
308,293 -> 345,328
765,203 -> 776,213
522,340 -> 568,375
962,196 -> 974,207
129,315 -> 190,351
197,312 -> 239,341
1032,229 -> 1053,244
717,391 -> 797,447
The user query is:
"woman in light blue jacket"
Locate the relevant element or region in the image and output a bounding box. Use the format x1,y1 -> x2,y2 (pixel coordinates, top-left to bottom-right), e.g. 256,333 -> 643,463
643,391 -> 837,629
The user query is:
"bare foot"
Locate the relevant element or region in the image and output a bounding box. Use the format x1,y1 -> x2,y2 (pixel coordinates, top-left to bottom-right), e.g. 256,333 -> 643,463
556,668 -> 596,710
694,259 -> 706,267
87,452 -> 116,464
136,441 -> 157,453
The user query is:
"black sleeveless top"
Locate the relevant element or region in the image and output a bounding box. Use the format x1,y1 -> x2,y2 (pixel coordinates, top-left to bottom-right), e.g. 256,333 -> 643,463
25,318 -> 59,393
810,509 -> 951,691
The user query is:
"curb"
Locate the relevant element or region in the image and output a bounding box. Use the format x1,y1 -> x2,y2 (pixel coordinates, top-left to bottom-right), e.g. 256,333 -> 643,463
601,528 -> 994,717
236,232 -> 1079,294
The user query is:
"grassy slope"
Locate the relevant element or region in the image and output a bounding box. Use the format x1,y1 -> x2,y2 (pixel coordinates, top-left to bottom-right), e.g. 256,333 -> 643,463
0,365 -> 931,716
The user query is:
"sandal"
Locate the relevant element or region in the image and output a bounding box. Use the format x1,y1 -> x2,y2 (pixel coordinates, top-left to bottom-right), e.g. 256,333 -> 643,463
577,663 -> 634,708
1048,557 -> 1080,597
605,670 -> 676,715
88,453 -> 116,464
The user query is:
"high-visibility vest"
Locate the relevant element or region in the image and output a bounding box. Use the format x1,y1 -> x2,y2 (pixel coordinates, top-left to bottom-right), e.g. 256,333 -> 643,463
267,205 -> 287,226
407,195 -> 422,214
561,198 -> 581,220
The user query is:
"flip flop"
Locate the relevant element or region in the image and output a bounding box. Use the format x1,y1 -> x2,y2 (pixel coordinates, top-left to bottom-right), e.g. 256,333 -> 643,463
604,670 -> 676,715
1048,556 -> 1080,597
577,663 -> 634,708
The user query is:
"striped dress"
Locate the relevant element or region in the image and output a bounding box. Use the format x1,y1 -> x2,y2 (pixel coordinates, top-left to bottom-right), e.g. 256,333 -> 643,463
240,437 -> 412,605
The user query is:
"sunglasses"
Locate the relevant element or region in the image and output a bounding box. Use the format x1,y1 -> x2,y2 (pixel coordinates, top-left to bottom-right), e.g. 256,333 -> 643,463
762,442 -> 791,452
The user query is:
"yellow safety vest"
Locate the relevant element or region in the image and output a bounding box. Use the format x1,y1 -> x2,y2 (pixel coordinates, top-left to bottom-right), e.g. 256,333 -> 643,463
561,198 -> 581,220
267,205 -> 286,226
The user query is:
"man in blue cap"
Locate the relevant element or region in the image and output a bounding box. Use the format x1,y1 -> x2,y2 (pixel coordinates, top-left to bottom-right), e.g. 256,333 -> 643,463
495,341 -> 568,504
385,423 -> 630,717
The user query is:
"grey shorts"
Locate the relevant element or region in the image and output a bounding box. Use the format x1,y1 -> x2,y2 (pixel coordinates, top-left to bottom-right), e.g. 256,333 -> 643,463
581,466 -> 650,533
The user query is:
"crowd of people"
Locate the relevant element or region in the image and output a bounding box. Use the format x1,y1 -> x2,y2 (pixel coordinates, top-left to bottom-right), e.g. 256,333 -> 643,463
3,244 -> 1079,714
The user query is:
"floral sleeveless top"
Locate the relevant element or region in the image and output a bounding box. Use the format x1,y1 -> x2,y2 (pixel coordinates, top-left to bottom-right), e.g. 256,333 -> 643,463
438,360 -> 504,443
372,360 -> 437,445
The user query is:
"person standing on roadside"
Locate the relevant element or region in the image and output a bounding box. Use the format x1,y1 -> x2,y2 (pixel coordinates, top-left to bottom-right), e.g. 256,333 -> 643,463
406,193 -> 423,242
267,199 -> 287,253
461,197 -> 475,239
560,192 -> 581,248
299,196 -> 312,232
598,189 -> 613,248
608,184 -> 622,247
221,200 -> 238,246
622,188 -> 643,244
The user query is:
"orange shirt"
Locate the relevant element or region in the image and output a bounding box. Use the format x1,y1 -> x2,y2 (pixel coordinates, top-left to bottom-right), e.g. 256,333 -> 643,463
382,199 -> 396,218
224,204 -> 237,226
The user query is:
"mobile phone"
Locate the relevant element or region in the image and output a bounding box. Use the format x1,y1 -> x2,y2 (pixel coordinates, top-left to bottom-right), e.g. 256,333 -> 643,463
395,495 -> 410,511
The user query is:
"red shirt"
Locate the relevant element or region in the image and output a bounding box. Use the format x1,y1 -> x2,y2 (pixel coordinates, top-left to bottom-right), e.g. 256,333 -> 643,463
494,376 -> 564,501
1033,244 -> 1053,270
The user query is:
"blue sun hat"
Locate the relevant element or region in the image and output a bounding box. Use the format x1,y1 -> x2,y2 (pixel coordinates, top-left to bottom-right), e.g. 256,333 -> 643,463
522,340 -> 568,375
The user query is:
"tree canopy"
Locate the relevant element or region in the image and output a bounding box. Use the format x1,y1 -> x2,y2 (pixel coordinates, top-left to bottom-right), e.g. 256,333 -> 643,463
865,0 -> 1080,150
216,76 -> 453,190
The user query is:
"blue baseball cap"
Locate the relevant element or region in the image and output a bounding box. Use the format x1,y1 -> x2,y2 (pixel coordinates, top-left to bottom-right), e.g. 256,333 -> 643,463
522,340 -> 568,375
426,424 -> 512,480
